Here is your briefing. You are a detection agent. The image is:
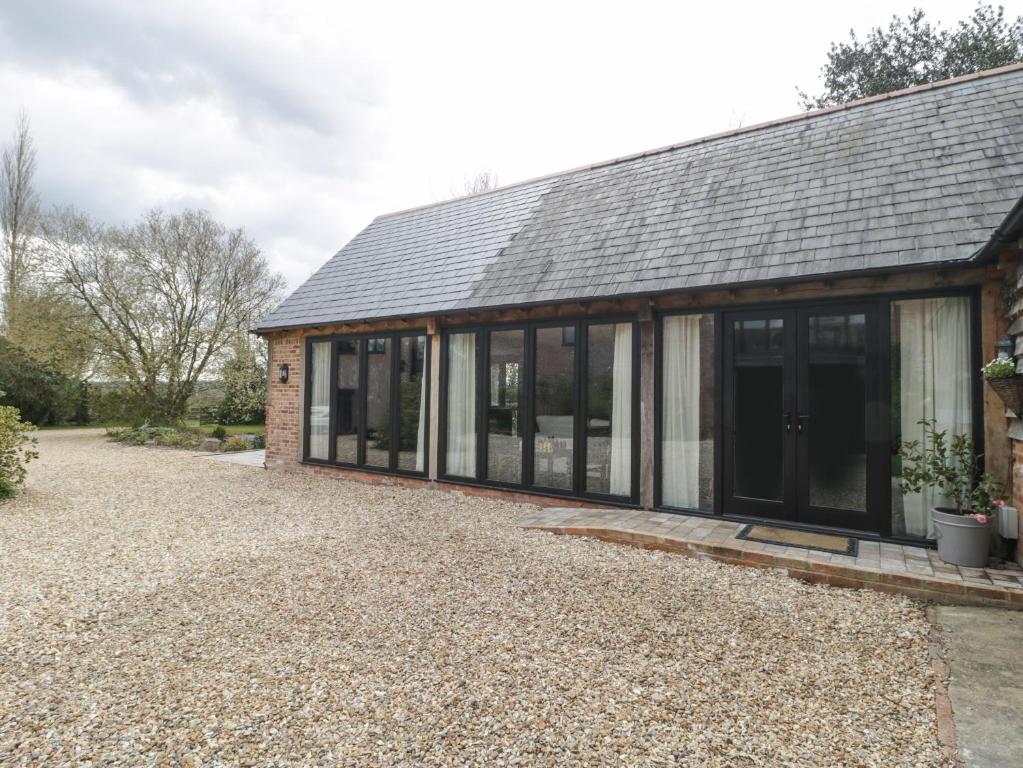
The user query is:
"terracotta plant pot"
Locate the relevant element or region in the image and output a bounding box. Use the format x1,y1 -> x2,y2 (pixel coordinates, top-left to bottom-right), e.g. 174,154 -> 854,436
986,375 -> 1023,414
932,507 -> 991,568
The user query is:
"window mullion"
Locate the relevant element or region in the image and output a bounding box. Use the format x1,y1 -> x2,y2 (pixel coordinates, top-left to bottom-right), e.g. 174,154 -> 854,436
328,339 -> 339,464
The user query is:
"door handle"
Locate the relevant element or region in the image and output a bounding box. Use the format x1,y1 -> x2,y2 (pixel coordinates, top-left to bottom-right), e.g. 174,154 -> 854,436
796,414 -> 810,434
784,412 -> 792,433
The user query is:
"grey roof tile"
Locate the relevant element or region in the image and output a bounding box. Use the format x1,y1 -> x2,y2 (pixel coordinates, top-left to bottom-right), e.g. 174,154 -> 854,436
257,68 -> 1023,331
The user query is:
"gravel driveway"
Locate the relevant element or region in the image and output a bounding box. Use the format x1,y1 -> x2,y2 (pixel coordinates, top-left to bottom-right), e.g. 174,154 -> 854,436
1,430 -> 949,766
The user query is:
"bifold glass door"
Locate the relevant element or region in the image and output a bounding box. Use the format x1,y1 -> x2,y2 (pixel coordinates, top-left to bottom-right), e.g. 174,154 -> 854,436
304,334 -> 428,474
442,320 -> 638,502
723,305 -> 879,532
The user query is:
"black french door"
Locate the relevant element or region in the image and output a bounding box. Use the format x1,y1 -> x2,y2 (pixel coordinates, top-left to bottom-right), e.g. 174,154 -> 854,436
722,304 -> 881,533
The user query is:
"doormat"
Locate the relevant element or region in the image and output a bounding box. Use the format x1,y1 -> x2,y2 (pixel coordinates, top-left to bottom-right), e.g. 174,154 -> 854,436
735,524 -> 858,556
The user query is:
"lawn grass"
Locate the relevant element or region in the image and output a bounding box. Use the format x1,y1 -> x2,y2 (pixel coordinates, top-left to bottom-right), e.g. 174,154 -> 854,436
185,421 -> 265,436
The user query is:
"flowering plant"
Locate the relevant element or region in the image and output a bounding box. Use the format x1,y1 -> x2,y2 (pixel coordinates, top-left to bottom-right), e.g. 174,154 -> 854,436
898,419 -> 1005,516
982,357 -> 1017,380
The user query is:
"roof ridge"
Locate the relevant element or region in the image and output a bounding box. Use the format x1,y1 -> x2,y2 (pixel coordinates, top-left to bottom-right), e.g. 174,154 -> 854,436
375,62 -> 1023,221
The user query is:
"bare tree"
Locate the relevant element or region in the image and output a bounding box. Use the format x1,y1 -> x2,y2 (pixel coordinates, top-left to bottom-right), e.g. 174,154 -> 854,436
0,112 -> 41,329
46,207 -> 285,424
452,170 -> 499,198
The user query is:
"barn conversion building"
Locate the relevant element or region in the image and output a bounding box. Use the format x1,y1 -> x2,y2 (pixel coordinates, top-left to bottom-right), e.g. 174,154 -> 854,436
256,65 -> 1023,551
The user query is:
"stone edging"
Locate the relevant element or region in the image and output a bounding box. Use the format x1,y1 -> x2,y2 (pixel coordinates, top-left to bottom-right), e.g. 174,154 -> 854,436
526,524 -> 1023,609
926,612 -> 961,765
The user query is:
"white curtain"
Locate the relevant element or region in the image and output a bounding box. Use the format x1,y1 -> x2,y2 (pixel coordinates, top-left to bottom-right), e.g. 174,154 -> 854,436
897,297 -> 971,538
609,323 -> 632,496
308,341 -> 331,460
415,338 -> 427,472
662,315 -> 701,508
446,333 -> 477,477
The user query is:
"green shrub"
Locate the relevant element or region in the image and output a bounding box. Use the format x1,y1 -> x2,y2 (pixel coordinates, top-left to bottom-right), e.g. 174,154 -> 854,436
0,338 -> 85,426
216,341 -> 267,425
0,397 -> 38,498
106,424 -> 204,449
251,434 -> 266,449
221,435 -> 250,452
165,431 -> 201,449
210,425 -> 228,441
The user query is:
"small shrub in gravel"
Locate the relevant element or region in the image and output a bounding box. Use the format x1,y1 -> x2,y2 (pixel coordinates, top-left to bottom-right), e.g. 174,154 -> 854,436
221,435 -> 250,452
0,396 -> 38,497
106,424 -> 204,450
209,425 -> 228,441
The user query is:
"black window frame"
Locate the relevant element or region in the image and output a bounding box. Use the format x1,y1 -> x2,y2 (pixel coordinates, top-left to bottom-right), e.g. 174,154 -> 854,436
439,316 -> 641,505
654,286 -> 983,545
302,329 -> 431,477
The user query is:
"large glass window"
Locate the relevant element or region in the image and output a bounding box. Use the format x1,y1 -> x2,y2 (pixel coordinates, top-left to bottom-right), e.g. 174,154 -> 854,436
306,332 -> 428,474
308,341 -> 332,460
585,323 -> 632,496
446,332 -> 477,478
397,335 -> 428,472
486,329 -> 524,484
807,312 -> 867,511
442,319 -> 637,498
533,325 -> 575,490
335,340 -> 360,464
661,314 -> 715,511
891,296 -> 972,538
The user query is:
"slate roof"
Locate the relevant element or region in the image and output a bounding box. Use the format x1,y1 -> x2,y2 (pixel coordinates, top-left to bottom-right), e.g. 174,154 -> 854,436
256,65 -> 1023,332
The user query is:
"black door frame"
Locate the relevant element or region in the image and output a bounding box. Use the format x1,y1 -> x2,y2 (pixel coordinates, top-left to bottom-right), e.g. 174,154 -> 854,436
793,301 -> 881,532
721,307 -> 798,522
437,316 -> 642,505
301,330 -> 432,477
657,285 -> 983,545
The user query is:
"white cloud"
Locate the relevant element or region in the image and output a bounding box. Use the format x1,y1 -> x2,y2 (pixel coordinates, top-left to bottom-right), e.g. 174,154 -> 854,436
0,0 -> 1007,291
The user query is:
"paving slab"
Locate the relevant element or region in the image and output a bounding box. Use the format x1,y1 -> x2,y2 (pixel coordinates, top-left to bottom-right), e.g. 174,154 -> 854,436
931,606 -> 1023,767
199,449 -> 266,467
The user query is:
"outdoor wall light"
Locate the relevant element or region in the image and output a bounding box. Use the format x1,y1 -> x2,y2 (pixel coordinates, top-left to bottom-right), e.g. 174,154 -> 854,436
278,363 -> 289,383
996,336 -> 1014,360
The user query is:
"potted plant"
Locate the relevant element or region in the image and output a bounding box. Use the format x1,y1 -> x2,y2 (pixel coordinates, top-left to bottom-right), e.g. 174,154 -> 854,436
898,419 -> 1003,567
983,357 -> 1023,414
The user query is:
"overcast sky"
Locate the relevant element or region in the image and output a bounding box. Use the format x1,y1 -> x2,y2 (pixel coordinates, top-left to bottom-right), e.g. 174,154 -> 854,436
0,0 -> 1011,291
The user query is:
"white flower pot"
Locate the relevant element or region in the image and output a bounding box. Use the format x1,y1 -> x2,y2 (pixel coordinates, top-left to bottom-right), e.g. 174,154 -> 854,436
932,508 -> 991,568
998,506 -> 1019,540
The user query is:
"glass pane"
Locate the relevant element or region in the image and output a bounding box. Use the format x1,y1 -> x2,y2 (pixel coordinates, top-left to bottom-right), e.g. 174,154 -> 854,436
807,313 -> 867,511
446,332 -> 477,477
733,316 -> 784,501
364,337 -> 392,468
734,318 -> 783,355
661,314 -> 715,510
397,335 -> 427,472
486,329 -> 524,484
335,339 -> 360,463
891,297 -> 972,538
307,341 -> 331,460
586,323 -> 632,496
533,326 -> 575,490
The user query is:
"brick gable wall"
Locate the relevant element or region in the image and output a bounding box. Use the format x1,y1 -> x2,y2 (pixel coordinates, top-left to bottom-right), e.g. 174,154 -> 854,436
266,332 -> 304,470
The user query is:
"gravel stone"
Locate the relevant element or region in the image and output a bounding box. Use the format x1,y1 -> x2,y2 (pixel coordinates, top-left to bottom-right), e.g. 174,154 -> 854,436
0,430 -> 951,766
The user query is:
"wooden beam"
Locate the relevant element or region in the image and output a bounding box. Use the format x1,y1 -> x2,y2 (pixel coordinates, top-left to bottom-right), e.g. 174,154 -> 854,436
982,276 -> 1012,488
639,318 -> 655,509
638,300 -> 654,323
428,333 -> 442,480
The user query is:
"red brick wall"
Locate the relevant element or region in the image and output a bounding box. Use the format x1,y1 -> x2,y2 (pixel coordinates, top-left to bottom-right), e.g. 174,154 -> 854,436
266,331 -> 304,470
